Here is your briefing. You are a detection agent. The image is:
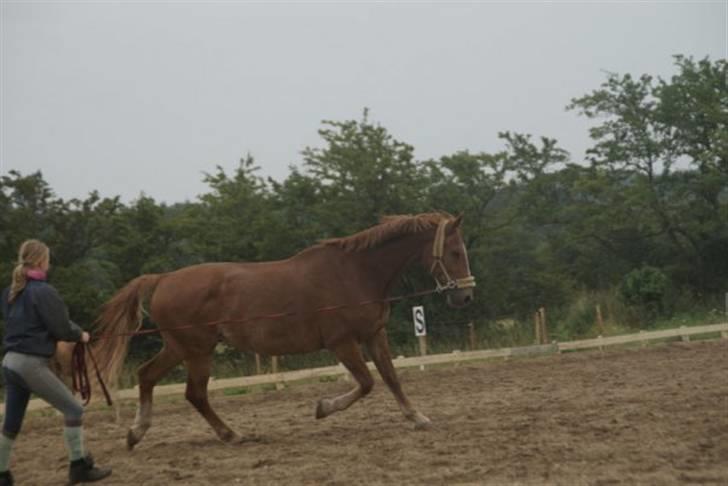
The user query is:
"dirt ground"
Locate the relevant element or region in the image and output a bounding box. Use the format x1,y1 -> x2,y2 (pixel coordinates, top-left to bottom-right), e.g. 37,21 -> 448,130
8,339 -> 728,485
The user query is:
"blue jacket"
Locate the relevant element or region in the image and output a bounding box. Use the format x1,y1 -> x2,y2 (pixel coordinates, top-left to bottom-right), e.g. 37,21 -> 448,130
1,280 -> 83,357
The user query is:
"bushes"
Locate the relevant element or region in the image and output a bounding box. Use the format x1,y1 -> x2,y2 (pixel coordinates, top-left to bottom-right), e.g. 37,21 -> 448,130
618,266 -> 669,325
619,266 -> 668,307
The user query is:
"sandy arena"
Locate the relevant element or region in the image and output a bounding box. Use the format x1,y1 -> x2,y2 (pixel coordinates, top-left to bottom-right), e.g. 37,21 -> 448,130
7,339 -> 728,485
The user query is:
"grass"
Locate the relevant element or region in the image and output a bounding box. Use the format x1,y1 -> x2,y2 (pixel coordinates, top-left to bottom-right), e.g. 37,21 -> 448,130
222,386 -> 250,396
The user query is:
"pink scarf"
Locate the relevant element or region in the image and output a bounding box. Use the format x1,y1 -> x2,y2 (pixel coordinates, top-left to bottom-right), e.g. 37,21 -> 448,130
25,268 -> 47,281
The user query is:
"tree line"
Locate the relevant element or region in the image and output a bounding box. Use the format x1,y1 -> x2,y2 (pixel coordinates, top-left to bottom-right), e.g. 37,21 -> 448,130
1,55 -> 726,356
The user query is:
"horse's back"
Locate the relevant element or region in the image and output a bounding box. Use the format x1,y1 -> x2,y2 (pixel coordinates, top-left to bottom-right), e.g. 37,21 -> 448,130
150,262 -> 258,316
149,259 -> 308,325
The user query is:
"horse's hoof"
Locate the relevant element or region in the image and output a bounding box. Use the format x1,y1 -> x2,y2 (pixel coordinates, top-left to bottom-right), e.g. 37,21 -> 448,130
414,419 -> 432,431
221,432 -> 242,444
234,434 -> 263,444
315,399 -> 330,419
218,429 -> 263,445
126,429 -> 139,451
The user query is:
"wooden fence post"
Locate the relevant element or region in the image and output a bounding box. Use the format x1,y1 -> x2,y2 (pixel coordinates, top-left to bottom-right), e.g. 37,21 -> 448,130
596,304 -> 605,335
418,335 -> 428,371
271,355 -> 278,374
418,335 -> 428,356
534,312 -> 541,345
468,321 -> 476,351
539,307 -> 549,344
680,326 -> 690,343
270,356 -> 285,390
255,353 -> 261,375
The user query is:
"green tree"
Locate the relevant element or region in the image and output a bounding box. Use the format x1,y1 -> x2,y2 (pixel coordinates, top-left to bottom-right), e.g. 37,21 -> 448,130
567,56 -> 728,293
265,168 -> 325,259
193,155 -> 272,262
301,110 -> 427,237
0,170 -> 61,263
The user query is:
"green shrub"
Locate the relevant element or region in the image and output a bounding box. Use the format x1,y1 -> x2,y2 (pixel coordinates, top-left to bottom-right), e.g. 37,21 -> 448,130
618,266 -> 669,324
619,266 -> 668,307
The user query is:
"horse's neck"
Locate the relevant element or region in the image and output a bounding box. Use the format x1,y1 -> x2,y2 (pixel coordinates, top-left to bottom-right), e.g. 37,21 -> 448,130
358,232 -> 431,297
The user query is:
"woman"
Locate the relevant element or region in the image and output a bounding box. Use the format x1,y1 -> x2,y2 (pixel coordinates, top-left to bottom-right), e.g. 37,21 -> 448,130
0,240 -> 112,485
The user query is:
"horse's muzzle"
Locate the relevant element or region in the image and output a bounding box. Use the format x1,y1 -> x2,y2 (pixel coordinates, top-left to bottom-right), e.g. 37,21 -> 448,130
446,288 -> 474,308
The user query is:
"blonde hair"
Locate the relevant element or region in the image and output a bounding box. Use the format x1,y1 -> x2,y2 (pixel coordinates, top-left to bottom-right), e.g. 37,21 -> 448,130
8,239 -> 50,303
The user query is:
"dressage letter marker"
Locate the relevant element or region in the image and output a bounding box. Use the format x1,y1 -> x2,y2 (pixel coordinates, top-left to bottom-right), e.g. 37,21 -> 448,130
413,306 -> 427,337
412,306 -> 428,363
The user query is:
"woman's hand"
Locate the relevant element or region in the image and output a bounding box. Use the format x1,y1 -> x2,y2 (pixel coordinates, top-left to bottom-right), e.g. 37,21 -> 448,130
81,331 -> 91,343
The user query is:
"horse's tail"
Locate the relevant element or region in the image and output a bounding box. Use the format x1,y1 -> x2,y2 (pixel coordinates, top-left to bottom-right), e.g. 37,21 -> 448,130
91,273 -> 164,387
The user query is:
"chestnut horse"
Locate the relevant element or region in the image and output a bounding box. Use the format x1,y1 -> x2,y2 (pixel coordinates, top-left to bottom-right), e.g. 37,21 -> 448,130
91,212 -> 475,449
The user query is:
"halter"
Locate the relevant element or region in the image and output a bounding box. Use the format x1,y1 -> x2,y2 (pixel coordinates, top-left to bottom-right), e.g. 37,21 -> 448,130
430,220 -> 477,293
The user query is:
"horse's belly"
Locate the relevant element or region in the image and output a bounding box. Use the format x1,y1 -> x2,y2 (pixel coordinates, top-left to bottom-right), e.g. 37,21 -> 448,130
222,319 -> 320,356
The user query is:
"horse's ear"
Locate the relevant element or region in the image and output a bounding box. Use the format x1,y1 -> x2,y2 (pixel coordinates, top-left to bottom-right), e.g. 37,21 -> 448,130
448,213 -> 464,233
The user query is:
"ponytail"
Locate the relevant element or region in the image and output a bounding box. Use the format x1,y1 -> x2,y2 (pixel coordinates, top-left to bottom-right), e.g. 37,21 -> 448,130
7,239 -> 50,303
8,264 -> 28,303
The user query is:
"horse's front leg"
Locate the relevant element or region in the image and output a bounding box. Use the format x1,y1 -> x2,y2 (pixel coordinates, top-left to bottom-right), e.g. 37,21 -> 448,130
316,339 -> 374,419
365,328 -> 431,430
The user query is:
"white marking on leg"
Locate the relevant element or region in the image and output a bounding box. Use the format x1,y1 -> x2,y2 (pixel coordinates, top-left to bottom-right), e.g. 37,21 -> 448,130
132,402 -> 152,430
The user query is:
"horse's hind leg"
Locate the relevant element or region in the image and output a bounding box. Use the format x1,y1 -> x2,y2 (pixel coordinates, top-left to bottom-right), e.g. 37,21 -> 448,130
316,339 -> 374,419
185,354 -> 239,443
127,346 -> 183,450
366,328 -> 431,430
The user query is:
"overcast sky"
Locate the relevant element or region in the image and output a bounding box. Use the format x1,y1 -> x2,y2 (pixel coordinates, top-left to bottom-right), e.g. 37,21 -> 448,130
1,1 -> 725,204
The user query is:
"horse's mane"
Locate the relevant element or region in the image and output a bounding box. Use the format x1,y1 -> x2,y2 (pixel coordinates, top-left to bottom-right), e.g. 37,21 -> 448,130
320,212 -> 453,253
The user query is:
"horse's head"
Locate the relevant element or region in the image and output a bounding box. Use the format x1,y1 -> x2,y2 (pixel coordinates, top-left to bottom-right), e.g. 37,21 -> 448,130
423,214 -> 476,308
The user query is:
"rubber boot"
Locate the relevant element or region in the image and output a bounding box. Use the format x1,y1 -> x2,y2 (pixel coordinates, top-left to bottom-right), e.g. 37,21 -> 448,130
68,454 -> 111,484
0,470 -> 13,486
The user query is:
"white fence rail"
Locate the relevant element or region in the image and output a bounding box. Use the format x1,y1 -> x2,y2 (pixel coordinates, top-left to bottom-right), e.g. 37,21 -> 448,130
558,322 -> 728,351
5,322 -> 727,413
